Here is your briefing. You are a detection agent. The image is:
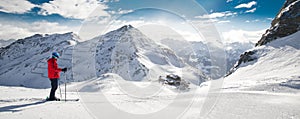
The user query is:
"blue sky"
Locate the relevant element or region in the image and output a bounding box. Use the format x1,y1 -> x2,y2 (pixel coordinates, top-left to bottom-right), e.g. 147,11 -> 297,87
0,0 -> 285,43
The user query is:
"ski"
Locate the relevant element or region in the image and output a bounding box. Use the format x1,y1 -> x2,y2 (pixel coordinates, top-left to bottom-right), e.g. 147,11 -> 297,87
59,99 -> 80,101
46,97 -> 79,102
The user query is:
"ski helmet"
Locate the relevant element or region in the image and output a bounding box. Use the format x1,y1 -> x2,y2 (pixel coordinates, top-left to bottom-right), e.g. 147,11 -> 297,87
52,52 -> 60,58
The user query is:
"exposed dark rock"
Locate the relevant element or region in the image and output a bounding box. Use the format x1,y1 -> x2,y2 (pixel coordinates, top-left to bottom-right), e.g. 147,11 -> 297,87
256,0 -> 300,46
226,51 -> 257,77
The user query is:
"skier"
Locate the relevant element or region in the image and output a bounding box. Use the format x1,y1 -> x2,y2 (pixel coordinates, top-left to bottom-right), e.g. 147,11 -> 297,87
47,52 -> 67,101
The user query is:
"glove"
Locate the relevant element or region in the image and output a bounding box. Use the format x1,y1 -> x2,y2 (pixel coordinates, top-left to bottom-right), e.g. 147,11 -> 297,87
62,68 -> 67,72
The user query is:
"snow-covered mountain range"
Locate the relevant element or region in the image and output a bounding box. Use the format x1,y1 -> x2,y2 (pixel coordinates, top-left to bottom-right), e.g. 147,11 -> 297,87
160,38 -> 254,78
0,25 -> 209,88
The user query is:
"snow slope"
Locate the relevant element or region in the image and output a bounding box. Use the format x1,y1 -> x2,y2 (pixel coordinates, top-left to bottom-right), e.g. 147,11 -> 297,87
0,77 -> 202,119
0,85 -> 92,119
225,31 -> 300,92
196,31 -> 300,119
1,74 -> 299,119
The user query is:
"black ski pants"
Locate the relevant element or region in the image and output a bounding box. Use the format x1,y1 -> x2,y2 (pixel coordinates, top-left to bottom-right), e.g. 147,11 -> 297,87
49,78 -> 59,99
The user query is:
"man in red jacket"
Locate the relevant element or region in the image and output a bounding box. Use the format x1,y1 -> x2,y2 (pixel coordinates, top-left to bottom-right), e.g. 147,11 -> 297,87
47,52 -> 67,101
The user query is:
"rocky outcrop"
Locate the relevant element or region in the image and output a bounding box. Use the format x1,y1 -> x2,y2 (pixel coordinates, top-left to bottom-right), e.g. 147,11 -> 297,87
226,0 -> 300,76
225,51 -> 256,76
256,0 -> 300,46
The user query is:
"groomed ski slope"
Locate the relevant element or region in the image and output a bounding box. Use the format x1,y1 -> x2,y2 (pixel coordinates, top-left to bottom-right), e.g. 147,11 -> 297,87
0,77 -> 299,119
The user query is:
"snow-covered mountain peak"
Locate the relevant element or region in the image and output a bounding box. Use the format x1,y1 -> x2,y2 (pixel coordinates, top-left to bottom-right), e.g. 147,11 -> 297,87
105,25 -> 177,54
105,25 -> 137,36
86,25 -> 211,84
104,25 -> 149,40
118,24 -> 134,31
94,25 -> 188,81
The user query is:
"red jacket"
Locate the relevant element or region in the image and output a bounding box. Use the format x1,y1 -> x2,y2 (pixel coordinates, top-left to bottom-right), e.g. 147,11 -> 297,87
47,58 -> 62,79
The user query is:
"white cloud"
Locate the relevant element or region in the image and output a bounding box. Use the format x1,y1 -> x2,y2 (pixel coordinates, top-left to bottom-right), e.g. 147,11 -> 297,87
108,8 -> 134,15
244,19 -> 261,23
254,19 -> 260,22
29,21 -> 77,33
226,0 -> 233,3
267,18 -> 273,21
0,0 -> 36,14
0,21 -> 79,40
77,19 -> 148,40
39,0 -> 110,19
0,24 -> 31,40
138,23 -> 204,42
218,20 -> 231,24
195,11 -> 237,19
222,29 -> 265,43
235,1 -> 257,9
178,30 -> 204,41
245,8 -> 257,13
102,0 -> 120,2
117,9 -> 134,14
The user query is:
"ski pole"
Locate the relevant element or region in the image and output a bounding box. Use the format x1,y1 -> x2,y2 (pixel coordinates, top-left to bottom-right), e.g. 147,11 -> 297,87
58,79 -> 62,99
65,71 -> 67,102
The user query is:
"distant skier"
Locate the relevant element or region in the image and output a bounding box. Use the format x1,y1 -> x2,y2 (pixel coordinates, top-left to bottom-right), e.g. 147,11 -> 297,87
47,52 -> 67,101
